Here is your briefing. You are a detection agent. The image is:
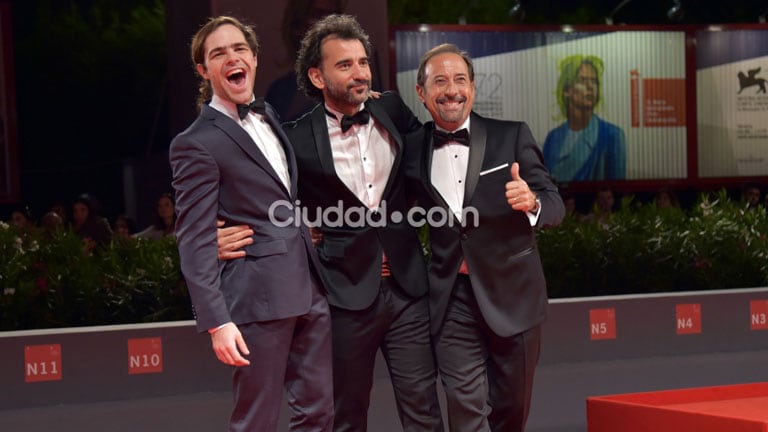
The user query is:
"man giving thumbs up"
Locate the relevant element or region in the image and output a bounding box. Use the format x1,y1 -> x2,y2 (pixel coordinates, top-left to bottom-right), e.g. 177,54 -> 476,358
404,43 -> 565,432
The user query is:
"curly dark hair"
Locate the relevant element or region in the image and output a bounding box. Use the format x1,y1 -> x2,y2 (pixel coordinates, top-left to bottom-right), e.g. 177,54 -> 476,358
190,16 -> 260,109
294,14 -> 372,102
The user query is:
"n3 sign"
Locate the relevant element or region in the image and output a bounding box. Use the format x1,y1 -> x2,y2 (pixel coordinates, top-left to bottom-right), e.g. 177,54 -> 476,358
751,300 -> 768,331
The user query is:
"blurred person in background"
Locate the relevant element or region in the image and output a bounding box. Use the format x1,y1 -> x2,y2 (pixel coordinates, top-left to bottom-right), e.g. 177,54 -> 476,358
134,192 -> 176,240
113,214 -> 137,240
71,193 -> 113,250
265,0 -> 346,121
9,205 -> 35,231
741,181 -> 763,212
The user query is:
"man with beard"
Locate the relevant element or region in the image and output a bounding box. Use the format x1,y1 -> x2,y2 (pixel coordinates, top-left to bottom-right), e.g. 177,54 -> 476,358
217,14 -> 443,432
542,54 -> 626,182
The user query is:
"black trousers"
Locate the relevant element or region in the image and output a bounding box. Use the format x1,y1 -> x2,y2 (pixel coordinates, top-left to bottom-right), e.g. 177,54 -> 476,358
330,277 -> 444,432
435,275 -> 541,432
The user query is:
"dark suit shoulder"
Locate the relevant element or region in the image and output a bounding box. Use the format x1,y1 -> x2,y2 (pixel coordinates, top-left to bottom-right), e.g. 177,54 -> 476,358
369,92 -> 422,134
263,98 -> 282,123
471,111 -> 524,129
377,90 -> 405,104
282,103 -> 320,131
372,91 -> 409,113
170,112 -> 217,147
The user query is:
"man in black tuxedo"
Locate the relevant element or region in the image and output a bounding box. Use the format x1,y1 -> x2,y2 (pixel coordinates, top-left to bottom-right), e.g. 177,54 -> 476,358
169,16 -> 333,432
217,14 -> 442,432
404,43 -> 565,431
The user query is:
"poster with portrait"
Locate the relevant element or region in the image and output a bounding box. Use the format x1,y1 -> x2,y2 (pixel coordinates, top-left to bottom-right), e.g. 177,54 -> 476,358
696,30 -> 768,178
0,1 -> 19,203
394,29 -> 687,183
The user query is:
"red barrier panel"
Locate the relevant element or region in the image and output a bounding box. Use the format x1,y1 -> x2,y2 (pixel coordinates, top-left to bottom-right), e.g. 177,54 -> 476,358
588,382 -> 768,432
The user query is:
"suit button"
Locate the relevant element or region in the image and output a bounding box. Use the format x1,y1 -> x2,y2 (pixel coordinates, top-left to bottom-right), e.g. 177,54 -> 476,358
461,233 -> 468,241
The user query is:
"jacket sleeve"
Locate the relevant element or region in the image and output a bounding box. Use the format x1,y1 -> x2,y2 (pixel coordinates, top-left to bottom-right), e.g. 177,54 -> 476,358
169,132 -> 230,332
515,122 -> 565,229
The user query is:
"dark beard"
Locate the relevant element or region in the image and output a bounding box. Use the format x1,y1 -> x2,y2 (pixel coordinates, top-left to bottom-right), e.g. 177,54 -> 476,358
326,78 -> 371,106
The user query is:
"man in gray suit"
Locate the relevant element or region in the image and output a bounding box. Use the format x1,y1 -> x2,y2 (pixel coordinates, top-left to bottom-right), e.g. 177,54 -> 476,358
217,14 -> 442,432
169,16 -> 333,432
404,43 -> 565,431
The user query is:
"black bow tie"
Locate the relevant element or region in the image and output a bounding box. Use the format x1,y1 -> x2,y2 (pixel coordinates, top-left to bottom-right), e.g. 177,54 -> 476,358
236,98 -> 266,120
339,109 -> 370,132
433,129 -> 470,148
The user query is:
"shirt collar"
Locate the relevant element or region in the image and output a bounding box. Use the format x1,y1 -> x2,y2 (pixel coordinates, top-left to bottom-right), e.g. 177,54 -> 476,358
435,116 -> 471,134
324,102 -> 366,122
210,94 -> 255,122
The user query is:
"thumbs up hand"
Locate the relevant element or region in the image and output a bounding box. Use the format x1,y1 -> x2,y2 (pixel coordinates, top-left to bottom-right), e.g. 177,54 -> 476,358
505,162 -> 539,212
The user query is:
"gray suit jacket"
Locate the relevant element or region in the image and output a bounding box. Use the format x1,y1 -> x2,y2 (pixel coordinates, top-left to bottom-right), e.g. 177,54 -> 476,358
170,101 -> 323,332
405,112 -> 565,337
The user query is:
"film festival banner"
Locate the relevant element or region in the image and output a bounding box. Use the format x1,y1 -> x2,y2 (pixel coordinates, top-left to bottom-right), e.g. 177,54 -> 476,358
697,30 -> 768,178
395,29 -> 687,183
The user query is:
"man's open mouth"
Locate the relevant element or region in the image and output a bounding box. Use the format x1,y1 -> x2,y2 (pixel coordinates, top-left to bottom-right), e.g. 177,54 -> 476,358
227,69 -> 246,86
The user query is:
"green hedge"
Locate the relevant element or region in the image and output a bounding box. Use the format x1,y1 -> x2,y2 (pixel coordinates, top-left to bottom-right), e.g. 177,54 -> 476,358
0,228 -> 191,331
538,190 -> 768,298
1,190 -> 766,330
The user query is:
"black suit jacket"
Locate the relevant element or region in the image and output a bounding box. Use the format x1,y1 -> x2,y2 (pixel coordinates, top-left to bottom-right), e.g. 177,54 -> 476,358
282,92 -> 426,310
405,112 -> 565,337
170,101 -> 323,332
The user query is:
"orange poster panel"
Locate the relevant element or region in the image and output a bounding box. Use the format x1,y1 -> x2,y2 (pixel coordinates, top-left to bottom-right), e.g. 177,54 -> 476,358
643,78 -> 686,127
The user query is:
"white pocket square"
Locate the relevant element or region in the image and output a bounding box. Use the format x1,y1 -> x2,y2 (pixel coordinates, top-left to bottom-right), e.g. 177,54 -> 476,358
479,163 -> 509,176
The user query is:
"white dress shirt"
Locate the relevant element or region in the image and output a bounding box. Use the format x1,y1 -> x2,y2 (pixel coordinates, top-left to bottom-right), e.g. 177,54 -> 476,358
431,118 -> 472,222
209,95 -> 291,191
430,118 -> 540,226
325,104 -> 395,209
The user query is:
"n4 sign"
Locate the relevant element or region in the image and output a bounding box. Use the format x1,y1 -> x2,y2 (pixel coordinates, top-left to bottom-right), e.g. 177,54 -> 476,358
676,303 -> 702,335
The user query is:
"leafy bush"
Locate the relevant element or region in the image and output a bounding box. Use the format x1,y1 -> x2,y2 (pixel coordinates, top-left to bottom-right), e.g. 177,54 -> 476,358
0,224 -> 191,331
1,190 -> 766,330
537,190 -> 768,298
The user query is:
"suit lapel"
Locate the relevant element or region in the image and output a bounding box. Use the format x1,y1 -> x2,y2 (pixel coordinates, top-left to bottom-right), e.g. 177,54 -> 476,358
203,105 -> 290,196
263,105 -> 298,197
309,106 -> 337,180
463,113 -> 486,207
422,122 -> 452,211
309,105 -> 365,206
